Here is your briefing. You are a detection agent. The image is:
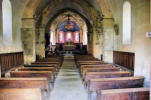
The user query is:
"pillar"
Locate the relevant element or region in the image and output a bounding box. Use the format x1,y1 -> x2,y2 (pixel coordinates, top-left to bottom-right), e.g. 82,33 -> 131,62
36,26 -> 45,59
22,18 -> 36,64
92,28 -> 103,59
102,18 -> 115,63
87,32 -> 93,54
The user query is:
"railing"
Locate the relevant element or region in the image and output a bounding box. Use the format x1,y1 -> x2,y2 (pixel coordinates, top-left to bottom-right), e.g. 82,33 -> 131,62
0,52 -> 24,73
113,51 -> 135,71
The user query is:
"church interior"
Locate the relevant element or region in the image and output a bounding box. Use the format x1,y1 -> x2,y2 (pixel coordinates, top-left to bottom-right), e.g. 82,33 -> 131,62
0,0 -> 151,100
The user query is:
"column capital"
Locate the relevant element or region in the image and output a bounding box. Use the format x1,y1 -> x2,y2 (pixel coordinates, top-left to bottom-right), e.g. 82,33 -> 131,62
22,18 -> 36,28
103,17 -> 114,20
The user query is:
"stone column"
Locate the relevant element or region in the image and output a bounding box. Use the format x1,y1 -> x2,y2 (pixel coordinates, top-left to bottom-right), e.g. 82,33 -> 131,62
36,26 -> 45,59
87,32 -> 93,54
102,18 -> 115,63
22,18 -> 36,64
92,28 -> 103,59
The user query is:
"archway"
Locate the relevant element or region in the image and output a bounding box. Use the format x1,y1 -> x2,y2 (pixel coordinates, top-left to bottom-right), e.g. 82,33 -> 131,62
47,10 -> 89,55
22,0 -> 104,64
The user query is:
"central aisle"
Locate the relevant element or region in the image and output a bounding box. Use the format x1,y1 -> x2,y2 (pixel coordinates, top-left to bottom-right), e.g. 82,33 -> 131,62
50,56 -> 88,100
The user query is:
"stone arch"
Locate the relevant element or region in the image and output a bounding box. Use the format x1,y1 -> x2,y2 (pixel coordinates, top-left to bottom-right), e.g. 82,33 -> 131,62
22,0 -> 113,64
45,8 -> 92,33
22,0 -> 40,18
48,10 -> 88,46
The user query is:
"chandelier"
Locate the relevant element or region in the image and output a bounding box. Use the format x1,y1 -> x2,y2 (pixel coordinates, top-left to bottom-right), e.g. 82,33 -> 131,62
65,14 -> 74,30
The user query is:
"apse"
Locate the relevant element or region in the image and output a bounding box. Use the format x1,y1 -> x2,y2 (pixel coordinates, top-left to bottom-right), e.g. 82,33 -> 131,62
58,20 -> 80,43
49,11 -> 88,46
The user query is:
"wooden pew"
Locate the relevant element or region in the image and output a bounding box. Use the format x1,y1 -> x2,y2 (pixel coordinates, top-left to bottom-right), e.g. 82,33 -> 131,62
25,64 -> 59,68
84,71 -> 131,86
80,64 -> 113,73
17,67 -> 57,78
18,67 -> 56,72
77,62 -> 105,67
87,76 -> 144,99
0,78 -> 49,90
0,78 -> 49,100
32,62 -> 60,66
82,67 -> 120,79
33,62 -> 62,67
80,64 -> 112,70
96,88 -> 149,100
10,71 -> 54,83
32,61 -> 59,64
88,76 -> 144,92
0,88 -> 42,100
78,60 -> 103,62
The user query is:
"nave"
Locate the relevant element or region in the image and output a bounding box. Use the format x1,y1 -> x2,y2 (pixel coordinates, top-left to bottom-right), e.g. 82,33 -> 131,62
0,0 -> 151,100
50,56 -> 87,100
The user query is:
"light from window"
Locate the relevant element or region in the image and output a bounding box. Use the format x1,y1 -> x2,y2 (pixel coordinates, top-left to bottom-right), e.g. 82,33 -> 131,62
123,1 -> 131,44
2,0 -> 12,44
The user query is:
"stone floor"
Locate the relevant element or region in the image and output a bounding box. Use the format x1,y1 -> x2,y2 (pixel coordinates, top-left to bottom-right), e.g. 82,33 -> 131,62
50,56 -> 88,100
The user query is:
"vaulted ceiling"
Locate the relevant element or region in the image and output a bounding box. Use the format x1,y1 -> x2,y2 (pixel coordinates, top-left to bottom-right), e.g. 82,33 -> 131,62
22,0 -> 116,34
23,0 -> 113,26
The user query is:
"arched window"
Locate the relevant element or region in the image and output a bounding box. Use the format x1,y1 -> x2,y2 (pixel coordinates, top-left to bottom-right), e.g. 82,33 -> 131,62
2,0 -> 12,44
123,1 -> 131,44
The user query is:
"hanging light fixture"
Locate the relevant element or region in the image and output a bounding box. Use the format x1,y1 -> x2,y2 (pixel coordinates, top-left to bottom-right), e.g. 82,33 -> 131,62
65,14 -> 74,30
67,14 -> 71,24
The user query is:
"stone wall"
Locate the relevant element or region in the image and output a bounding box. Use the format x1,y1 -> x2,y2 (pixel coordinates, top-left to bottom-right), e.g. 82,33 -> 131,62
0,0 -> 27,54
36,27 -> 45,59
0,0 -> 2,77
107,0 -> 151,87
132,0 -> 151,87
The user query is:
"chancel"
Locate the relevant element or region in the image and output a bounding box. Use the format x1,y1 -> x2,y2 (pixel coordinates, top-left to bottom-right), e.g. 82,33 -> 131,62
0,0 -> 150,100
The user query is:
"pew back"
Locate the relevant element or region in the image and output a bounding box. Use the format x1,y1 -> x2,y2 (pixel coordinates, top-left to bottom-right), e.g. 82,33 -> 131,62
0,78 -> 49,91
88,76 -> 144,92
10,71 -> 54,82
84,71 -> 131,84
0,88 -> 42,100
97,88 -> 149,100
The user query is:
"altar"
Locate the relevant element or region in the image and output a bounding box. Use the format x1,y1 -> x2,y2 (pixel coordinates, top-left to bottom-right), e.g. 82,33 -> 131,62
63,42 -> 76,51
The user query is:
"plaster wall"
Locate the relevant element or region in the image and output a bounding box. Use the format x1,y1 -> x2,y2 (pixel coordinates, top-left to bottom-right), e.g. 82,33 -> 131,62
132,0 -> 151,87
150,0 -> 151,97
0,0 -> 2,78
0,1 -> 2,44
0,0 -> 27,54
108,0 -> 151,87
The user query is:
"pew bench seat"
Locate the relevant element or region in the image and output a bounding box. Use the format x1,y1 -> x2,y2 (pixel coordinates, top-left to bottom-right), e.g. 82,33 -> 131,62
0,88 -> 43,100
10,71 -> 55,83
97,88 -> 149,100
84,71 -> 131,86
88,76 -> 144,92
80,64 -> 113,70
82,67 -> 120,78
0,78 -> 50,100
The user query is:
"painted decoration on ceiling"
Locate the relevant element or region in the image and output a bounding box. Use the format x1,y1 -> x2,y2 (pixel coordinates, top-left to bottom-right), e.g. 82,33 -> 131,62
58,20 -> 80,32
58,20 -> 80,43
